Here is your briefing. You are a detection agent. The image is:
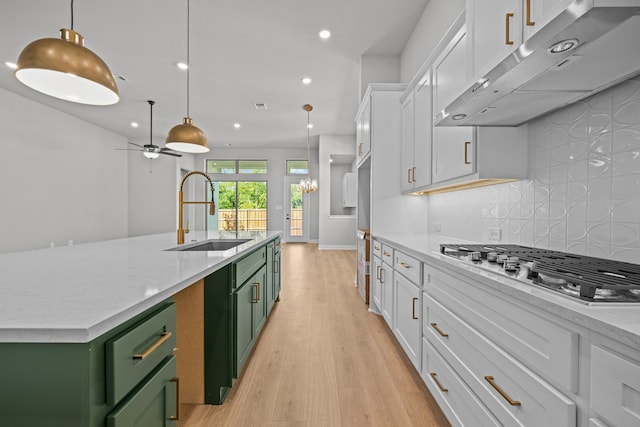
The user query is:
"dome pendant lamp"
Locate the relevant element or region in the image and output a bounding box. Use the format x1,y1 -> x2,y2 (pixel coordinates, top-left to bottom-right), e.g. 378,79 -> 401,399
14,0 -> 119,105
300,104 -> 318,193
166,0 -> 209,154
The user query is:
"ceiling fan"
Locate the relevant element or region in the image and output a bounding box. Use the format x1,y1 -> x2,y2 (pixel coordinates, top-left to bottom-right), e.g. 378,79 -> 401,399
120,100 -> 182,158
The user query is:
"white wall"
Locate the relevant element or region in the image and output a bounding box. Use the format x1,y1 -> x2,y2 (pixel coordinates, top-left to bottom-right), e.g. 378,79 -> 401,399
195,146 -> 319,241
359,55 -> 401,101
319,135 -> 357,249
429,76 -> 640,263
0,88 -> 129,254
400,0 -> 465,83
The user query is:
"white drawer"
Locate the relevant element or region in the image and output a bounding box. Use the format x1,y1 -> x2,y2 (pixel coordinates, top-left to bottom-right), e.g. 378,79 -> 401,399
381,244 -> 394,266
590,345 -> 640,427
425,264 -> 579,393
394,249 -> 421,285
372,239 -> 382,259
423,338 -> 500,427
425,294 -> 576,427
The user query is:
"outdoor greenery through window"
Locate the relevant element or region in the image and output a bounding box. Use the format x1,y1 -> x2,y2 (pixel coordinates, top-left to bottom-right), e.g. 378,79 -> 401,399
207,181 -> 268,232
206,159 -> 267,174
287,160 -> 308,175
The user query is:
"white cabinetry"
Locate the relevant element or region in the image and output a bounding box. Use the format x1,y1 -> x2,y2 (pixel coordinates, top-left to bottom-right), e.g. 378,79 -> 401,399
355,101 -> 371,166
342,172 -> 356,208
401,72 -> 432,193
433,25 -> 469,117
380,245 -> 394,327
371,252 -> 382,311
393,269 -> 422,371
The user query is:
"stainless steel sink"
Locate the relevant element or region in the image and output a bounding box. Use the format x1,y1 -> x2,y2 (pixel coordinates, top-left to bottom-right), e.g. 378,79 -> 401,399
167,239 -> 251,251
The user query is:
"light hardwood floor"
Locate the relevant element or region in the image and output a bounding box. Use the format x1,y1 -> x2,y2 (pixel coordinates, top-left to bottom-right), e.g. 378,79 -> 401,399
181,243 -> 450,427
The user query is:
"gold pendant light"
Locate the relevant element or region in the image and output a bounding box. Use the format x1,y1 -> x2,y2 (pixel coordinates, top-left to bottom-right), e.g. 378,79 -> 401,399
166,0 -> 209,154
14,0 -> 119,105
300,104 -> 318,193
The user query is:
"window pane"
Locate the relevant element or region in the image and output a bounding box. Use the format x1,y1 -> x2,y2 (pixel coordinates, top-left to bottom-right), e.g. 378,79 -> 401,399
290,183 -> 303,236
207,160 -> 236,174
238,160 -> 267,174
237,182 -> 267,231
287,160 -> 308,175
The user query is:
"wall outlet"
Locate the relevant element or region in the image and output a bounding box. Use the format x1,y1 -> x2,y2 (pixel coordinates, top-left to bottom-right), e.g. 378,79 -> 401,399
489,228 -> 501,241
433,223 -> 442,233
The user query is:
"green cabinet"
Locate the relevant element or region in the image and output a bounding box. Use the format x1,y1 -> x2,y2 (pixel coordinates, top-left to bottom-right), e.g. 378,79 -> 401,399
234,264 -> 267,376
266,237 -> 281,314
0,300 -> 176,427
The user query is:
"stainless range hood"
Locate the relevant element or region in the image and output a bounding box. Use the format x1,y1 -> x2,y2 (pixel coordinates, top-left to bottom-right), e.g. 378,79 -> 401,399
436,1 -> 640,127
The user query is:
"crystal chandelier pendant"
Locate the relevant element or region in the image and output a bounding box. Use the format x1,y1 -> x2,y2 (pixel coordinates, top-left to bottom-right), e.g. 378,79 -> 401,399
300,104 -> 318,193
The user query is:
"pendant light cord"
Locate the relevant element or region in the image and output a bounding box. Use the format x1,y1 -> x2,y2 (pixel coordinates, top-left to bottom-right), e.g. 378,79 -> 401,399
70,0 -> 74,30
307,110 -> 311,180
186,0 -> 190,118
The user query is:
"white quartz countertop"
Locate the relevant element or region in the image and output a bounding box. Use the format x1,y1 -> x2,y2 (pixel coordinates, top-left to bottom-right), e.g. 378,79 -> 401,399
0,231 -> 281,343
373,233 -> 640,349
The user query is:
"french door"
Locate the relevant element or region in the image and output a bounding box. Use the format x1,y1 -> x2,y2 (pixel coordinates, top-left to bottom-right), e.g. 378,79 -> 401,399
284,176 -> 308,242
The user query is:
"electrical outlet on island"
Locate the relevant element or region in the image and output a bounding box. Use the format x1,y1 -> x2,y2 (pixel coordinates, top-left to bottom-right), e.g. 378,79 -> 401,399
488,228 -> 501,241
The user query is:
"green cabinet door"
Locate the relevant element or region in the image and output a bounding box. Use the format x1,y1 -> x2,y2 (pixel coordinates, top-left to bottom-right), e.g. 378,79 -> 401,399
266,242 -> 275,313
252,265 -> 267,335
107,355 -> 178,427
274,246 -> 281,300
235,278 -> 256,376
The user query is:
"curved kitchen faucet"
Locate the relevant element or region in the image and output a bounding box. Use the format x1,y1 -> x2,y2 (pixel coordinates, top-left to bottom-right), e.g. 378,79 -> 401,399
177,171 -> 216,244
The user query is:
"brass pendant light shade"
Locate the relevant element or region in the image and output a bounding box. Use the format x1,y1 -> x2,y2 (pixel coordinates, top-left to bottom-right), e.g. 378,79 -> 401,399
166,0 -> 209,153
15,28 -> 119,105
166,117 -> 209,153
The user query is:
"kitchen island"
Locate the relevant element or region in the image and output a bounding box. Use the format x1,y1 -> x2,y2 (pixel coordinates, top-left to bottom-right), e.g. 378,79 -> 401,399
0,230 -> 281,426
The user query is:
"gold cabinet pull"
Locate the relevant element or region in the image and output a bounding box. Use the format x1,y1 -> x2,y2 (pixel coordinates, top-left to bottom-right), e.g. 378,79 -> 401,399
505,13 -> 514,45
374,245 -> 380,251
274,260 -> 279,273
412,166 -> 416,183
383,251 -> 391,258
132,331 -> 172,360
358,143 -> 363,156
484,375 -> 521,406
464,141 -> 471,164
380,268 -> 385,284
399,261 -> 411,269
407,168 -> 412,184
412,297 -> 418,320
169,376 -> 180,420
526,0 -> 535,26
253,282 -> 261,303
430,322 -> 449,337
430,372 -> 449,392
376,265 -> 382,280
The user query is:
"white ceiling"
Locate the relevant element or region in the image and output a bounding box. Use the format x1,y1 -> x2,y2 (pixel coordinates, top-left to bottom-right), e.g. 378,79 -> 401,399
0,0 -> 427,149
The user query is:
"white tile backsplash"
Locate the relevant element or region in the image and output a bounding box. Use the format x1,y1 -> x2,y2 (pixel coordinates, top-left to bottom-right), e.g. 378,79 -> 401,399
429,75 -> 640,263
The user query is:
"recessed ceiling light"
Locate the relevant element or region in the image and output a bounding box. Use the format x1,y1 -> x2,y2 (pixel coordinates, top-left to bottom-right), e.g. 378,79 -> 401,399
130,121 -> 139,128
233,123 -> 241,129
301,77 -> 312,85
548,39 -> 579,54
4,61 -> 17,69
319,30 -> 331,40
177,62 -> 188,70
225,143 -> 232,147
307,123 -> 314,129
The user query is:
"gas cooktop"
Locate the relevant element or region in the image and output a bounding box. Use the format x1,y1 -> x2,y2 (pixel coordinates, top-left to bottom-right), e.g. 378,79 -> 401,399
440,244 -> 640,304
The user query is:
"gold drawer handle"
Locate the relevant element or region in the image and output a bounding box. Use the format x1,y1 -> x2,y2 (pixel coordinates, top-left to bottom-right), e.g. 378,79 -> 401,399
408,168 -> 412,184
484,375 -> 521,406
384,252 -> 391,257
374,245 -> 380,250
430,323 -> 449,337
376,265 -> 382,281
412,297 -> 418,320
526,0 -> 535,26
412,166 -> 416,183
464,141 -> 471,164
132,331 -> 172,360
505,13 -> 514,45
169,376 -> 180,420
430,372 -> 448,392
399,261 -> 411,269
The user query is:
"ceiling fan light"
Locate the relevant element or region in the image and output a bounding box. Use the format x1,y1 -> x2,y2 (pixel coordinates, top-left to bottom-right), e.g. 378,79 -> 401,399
166,117 -> 209,153
143,151 -> 160,159
14,29 -> 119,105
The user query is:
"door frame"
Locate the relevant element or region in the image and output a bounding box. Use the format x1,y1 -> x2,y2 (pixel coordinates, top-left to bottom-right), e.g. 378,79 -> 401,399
284,176 -> 308,243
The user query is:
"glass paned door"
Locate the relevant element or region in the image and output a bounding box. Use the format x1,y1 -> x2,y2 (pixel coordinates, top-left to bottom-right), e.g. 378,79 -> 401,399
285,176 -> 307,242
207,181 -> 267,232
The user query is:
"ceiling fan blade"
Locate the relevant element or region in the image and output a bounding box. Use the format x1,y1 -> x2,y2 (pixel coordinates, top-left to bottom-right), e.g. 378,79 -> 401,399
128,142 -> 145,148
115,148 -> 142,151
159,149 -> 182,157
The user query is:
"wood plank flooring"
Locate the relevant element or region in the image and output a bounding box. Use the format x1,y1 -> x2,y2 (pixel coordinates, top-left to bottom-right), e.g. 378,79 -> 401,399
181,243 -> 450,427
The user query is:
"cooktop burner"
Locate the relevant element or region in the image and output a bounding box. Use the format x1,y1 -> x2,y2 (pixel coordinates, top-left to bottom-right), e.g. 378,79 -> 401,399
439,243 -> 640,304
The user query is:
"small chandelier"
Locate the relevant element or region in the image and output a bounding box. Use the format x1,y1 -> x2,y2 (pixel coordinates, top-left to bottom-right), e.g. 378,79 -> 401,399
300,104 -> 318,193
166,0 -> 209,153
14,0 -> 119,105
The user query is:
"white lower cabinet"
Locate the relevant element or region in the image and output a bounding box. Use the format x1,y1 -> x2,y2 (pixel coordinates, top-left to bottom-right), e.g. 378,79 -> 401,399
393,272 -> 421,371
371,255 -> 382,311
423,337 -> 501,427
590,344 -> 640,427
380,262 -> 394,328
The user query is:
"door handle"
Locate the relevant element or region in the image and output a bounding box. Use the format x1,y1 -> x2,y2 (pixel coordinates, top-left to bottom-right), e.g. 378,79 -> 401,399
505,13 -> 514,45
285,214 -> 290,220
526,0 -> 535,26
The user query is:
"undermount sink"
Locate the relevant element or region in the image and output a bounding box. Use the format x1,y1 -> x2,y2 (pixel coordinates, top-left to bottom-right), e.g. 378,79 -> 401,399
167,239 -> 251,251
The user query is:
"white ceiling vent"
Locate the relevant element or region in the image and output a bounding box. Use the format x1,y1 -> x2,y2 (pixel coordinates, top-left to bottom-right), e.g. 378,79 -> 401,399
253,102 -> 268,110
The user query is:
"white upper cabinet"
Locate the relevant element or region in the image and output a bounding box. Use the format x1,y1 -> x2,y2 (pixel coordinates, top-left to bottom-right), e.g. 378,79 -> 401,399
401,71 -> 433,193
432,126 -> 474,184
433,25 -> 469,117
524,0 -> 574,40
355,100 -> 371,166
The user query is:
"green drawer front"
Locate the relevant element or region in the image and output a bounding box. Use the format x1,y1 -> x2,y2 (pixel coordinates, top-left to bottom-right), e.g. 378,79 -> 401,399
107,303 -> 176,405
107,355 -> 177,427
235,247 -> 266,288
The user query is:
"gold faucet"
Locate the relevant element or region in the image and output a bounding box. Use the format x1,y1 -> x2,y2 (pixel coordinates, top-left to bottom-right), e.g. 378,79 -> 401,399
177,171 -> 216,244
